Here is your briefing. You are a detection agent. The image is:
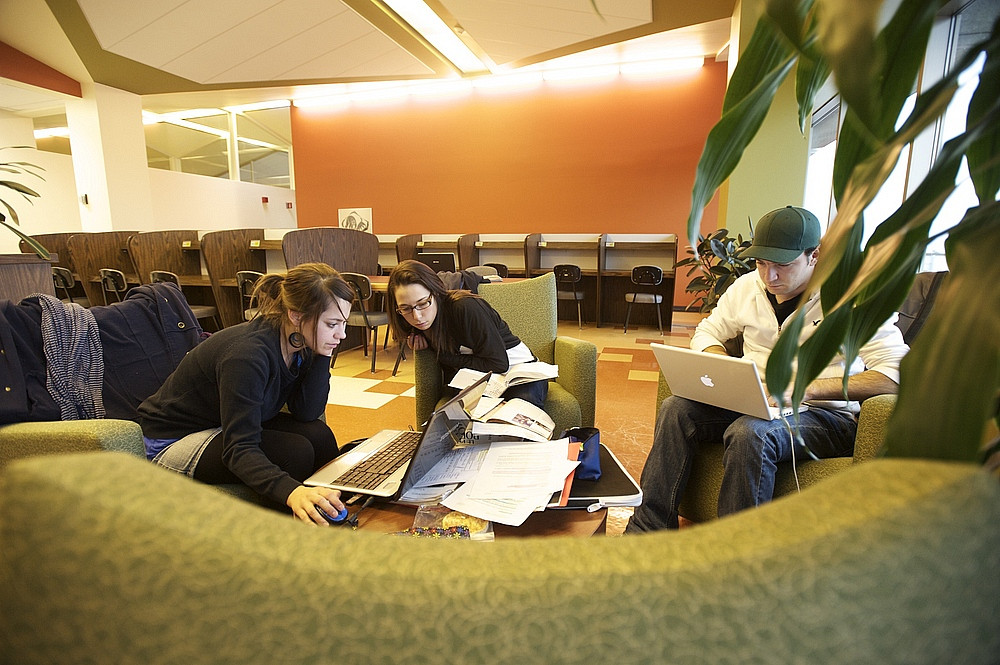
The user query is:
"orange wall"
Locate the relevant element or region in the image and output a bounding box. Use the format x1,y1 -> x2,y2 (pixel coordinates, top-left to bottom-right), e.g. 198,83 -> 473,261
291,61 -> 728,305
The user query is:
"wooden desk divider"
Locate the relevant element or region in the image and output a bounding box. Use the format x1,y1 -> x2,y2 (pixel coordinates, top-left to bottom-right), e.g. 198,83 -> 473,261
0,252 -> 57,302
201,228 -> 266,327
127,230 -> 221,329
67,231 -> 138,306
20,232 -> 89,302
457,233 -> 528,274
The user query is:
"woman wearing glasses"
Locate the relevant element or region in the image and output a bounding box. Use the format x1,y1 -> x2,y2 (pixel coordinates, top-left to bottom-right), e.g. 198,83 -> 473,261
387,259 -> 548,409
138,262 -> 353,525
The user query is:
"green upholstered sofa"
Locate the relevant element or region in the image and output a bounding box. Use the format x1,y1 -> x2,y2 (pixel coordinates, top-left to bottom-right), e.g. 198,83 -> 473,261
1,451 -> 997,664
414,272 -> 598,435
656,374 -> 897,522
0,418 -> 266,505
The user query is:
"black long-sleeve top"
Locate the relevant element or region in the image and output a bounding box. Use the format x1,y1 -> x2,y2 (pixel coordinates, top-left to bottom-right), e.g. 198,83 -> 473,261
138,318 -> 331,503
432,296 -> 522,382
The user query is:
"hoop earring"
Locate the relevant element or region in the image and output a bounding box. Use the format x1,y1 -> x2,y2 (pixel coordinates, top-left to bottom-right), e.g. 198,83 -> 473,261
288,331 -> 305,349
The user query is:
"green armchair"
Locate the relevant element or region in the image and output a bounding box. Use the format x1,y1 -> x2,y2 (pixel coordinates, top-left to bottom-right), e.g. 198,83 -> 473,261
656,374 -> 897,522
1,451 -> 996,663
414,272 -> 597,435
0,419 -> 145,470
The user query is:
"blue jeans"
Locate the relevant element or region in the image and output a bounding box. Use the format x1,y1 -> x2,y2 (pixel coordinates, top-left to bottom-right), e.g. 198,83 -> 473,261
626,396 -> 858,532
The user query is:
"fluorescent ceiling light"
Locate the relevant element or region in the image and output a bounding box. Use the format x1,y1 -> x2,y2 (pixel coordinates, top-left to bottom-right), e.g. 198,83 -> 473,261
382,0 -> 488,74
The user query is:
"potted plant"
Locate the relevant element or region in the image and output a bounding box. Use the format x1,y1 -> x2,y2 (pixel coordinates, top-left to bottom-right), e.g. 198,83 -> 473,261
1,146 -> 49,258
685,0 -> 999,462
676,226 -> 754,313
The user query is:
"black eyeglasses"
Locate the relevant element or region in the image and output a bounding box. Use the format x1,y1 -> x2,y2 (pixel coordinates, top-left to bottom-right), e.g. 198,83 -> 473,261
396,294 -> 433,316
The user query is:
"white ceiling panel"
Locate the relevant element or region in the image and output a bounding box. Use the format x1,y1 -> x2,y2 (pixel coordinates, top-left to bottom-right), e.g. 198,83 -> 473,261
442,0 -> 652,65
76,0 -> 191,48
0,81 -> 72,116
167,1 -> 358,83
282,30 -> 433,79
94,0 -> 285,68
334,45 -> 436,79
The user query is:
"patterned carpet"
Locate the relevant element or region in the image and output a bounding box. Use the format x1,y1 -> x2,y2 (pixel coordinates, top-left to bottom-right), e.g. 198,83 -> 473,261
324,314 -> 701,535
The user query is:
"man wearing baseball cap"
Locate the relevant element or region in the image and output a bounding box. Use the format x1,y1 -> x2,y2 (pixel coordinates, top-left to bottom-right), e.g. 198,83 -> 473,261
627,206 -> 908,532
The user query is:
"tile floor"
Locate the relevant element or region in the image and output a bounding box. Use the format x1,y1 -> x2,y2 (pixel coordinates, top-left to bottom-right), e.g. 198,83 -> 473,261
325,312 -> 702,536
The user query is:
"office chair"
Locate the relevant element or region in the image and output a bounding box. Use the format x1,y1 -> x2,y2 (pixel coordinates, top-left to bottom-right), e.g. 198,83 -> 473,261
337,272 -> 400,375
552,264 -> 585,329
52,267 -> 91,307
99,268 -> 129,305
150,270 -> 222,330
236,270 -> 264,321
484,263 -> 509,278
623,265 -> 664,335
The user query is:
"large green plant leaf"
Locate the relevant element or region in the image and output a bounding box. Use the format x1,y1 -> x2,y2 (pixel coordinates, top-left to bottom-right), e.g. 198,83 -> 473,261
763,0 -> 831,133
831,113 -> 994,312
811,73 -> 961,296
686,17 -> 796,242
0,218 -> 50,259
966,16 -> 1000,202
812,0 -> 880,130
830,0 -> 942,201
1,147 -> 49,258
885,205 -> 1000,460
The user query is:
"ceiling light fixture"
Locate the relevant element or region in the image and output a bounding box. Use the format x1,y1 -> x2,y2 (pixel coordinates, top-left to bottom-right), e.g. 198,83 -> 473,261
380,0 -> 488,74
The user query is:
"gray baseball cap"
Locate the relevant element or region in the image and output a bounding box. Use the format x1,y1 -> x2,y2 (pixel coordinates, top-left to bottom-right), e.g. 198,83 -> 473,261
740,206 -> 822,264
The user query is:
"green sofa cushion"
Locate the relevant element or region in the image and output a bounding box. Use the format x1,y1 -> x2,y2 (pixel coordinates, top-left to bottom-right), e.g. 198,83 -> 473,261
1,452 -> 997,664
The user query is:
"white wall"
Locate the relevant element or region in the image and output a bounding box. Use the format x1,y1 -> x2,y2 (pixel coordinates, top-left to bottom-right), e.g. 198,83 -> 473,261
148,168 -> 297,233
0,148 -> 82,254
1,146 -> 297,253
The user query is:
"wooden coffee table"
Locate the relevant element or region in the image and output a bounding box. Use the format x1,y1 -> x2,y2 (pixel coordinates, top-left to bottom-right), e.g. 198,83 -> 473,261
353,501 -> 607,537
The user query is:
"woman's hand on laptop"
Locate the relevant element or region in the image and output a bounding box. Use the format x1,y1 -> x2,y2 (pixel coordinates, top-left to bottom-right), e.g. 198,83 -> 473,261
287,485 -> 345,526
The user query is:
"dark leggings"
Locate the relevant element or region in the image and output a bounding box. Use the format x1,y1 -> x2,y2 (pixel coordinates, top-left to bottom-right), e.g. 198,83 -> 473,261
193,413 -> 340,486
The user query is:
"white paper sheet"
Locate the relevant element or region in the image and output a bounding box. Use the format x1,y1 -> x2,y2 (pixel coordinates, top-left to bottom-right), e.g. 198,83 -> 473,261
464,440 -> 577,499
410,444 -> 489,487
441,482 -> 552,526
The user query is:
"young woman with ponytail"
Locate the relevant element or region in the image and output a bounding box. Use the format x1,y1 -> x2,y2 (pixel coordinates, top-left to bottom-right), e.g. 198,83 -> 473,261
138,262 -> 355,525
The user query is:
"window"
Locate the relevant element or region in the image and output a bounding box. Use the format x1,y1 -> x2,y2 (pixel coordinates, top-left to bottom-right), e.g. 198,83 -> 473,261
803,96 -> 839,231
143,103 -> 292,187
920,0 -> 999,271
802,0 -> 999,269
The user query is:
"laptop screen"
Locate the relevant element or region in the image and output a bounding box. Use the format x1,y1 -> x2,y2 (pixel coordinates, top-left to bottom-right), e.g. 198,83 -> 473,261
398,374 -> 490,497
416,252 -> 457,273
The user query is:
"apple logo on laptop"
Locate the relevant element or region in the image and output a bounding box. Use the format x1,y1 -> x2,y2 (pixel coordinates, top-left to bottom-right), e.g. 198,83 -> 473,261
700,374 -> 715,388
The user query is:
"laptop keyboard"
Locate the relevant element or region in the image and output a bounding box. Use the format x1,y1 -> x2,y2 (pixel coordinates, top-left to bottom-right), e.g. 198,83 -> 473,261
332,430 -> 423,490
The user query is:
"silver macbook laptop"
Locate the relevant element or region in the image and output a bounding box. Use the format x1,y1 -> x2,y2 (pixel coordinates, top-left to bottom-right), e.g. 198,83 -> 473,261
304,374 -> 490,499
650,343 -> 806,420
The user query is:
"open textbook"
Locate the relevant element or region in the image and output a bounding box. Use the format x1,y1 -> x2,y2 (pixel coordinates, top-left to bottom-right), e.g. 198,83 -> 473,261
467,397 -> 555,442
449,362 -> 559,399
